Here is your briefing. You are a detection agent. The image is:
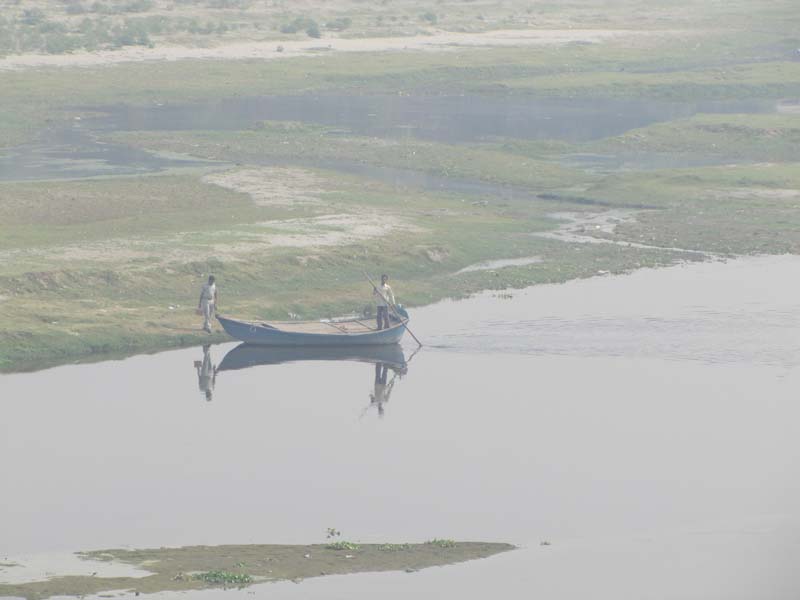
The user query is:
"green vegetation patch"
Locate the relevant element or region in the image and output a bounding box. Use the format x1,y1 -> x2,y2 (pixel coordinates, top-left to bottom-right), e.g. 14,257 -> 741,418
114,125 -> 593,190
379,543 -> 412,552
582,163 -> 800,255
0,173 -> 268,253
499,61 -> 800,100
192,570 -> 252,585
426,538 -> 457,548
325,541 -> 360,551
584,113 -> 800,163
0,542 -> 515,599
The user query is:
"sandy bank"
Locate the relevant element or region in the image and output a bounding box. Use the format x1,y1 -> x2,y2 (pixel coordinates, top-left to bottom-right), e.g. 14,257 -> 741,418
0,28 -> 674,71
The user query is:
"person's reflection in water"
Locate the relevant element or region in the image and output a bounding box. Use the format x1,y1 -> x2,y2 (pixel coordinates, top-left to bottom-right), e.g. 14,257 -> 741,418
194,344 -> 218,402
368,362 -> 407,418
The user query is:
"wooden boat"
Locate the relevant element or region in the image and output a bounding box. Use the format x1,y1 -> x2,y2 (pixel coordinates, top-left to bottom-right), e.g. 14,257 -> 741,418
216,310 -> 408,346
219,343 -> 407,371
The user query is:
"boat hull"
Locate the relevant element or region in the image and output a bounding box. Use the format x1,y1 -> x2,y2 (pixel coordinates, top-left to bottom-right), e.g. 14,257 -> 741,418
216,315 -> 407,346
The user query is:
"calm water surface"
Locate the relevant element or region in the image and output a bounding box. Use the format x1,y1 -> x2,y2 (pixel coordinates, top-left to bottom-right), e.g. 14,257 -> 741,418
0,95 -> 773,181
90,95 -> 771,143
2,256 -> 800,599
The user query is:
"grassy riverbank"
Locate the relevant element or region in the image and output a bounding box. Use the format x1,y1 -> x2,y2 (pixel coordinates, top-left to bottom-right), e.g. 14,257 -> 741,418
0,0 -> 797,372
0,541 -> 514,599
0,163 -> 691,370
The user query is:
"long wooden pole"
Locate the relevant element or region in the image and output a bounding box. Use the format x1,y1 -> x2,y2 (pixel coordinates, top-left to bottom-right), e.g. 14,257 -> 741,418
364,272 -> 423,347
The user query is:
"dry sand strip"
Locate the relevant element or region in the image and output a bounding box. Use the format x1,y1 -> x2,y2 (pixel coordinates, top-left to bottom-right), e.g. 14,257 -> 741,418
0,28 -> 683,71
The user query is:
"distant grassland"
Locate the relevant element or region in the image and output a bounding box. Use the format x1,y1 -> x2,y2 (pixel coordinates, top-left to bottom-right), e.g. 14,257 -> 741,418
496,113 -> 800,164
1,0 -> 795,57
1,21 -> 799,150
588,113 -> 800,162
498,62 -> 800,100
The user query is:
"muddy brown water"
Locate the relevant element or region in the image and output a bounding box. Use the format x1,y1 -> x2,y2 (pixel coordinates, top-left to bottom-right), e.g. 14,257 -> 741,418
2,256 -> 800,599
0,94 -> 774,182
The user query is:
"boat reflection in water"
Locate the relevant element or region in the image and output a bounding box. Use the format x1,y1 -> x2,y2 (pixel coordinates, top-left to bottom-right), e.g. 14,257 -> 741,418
218,343 -> 407,371
214,343 -> 409,414
193,344 -> 219,401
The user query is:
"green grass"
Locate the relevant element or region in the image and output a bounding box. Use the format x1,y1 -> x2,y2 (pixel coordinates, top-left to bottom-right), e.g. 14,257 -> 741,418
584,113 -> 800,162
498,61 -> 800,100
0,174 -> 272,253
583,163 -> 800,254
113,124 -> 594,191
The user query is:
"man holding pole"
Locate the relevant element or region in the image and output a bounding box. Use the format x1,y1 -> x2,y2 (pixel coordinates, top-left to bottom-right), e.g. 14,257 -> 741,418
364,271 -> 422,347
373,273 -> 395,330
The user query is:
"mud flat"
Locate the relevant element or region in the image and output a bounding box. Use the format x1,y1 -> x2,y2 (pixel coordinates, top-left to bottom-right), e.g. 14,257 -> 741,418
0,542 -> 514,600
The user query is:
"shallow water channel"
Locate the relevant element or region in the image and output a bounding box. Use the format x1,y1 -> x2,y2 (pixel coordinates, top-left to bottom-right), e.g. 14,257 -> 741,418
0,94 -> 773,182
88,94 -> 771,143
2,256 -> 800,599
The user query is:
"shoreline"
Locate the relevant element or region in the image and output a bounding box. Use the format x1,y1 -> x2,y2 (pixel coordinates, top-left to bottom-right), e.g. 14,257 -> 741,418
0,251 -> 707,376
0,542 -> 515,599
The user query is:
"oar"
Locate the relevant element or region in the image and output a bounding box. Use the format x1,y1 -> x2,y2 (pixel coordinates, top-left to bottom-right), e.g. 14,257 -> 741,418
358,366 -> 403,421
404,344 -> 423,367
364,272 -> 423,347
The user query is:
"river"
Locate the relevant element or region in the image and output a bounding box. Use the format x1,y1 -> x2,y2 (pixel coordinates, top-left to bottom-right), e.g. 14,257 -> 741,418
2,255 -> 799,599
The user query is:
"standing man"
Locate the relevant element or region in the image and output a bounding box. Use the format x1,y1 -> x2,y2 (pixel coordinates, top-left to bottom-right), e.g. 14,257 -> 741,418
198,275 -> 217,333
373,273 -> 395,330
